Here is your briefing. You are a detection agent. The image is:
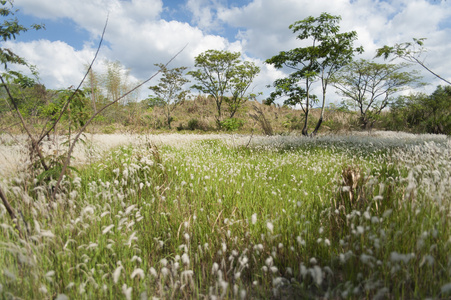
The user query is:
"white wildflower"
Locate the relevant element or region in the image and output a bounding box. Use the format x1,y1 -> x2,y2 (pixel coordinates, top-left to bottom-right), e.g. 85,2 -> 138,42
265,256 -> 273,267
131,268 -> 145,279
40,230 -> 55,238
124,231 -> 138,247
113,265 -> 123,284
45,271 -> 55,278
266,222 -> 274,233
122,284 -> 132,300
82,206 -> 95,215
39,285 -> 48,294
182,253 -> 190,266
313,266 -> 323,286
356,226 -> 364,234
251,213 -> 257,224
149,267 -> 157,277
55,294 -> 69,300
160,258 -> 168,266
102,224 -> 115,235
131,256 -> 142,263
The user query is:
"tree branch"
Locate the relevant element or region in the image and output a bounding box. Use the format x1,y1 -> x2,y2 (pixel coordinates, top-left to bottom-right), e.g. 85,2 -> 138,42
51,45 -> 187,200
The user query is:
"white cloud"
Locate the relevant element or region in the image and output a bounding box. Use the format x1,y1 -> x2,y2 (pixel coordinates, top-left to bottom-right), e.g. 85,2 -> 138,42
185,0 -> 225,31
3,40 -> 96,88
219,0 -> 451,97
6,0 -> 451,101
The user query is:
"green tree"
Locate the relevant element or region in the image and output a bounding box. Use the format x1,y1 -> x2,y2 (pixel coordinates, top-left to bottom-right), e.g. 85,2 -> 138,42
333,59 -> 422,129
388,86 -> 451,134
0,0 -> 44,235
376,38 -> 451,86
148,63 -> 189,128
188,49 -> 259,124
266,13 -> 363,136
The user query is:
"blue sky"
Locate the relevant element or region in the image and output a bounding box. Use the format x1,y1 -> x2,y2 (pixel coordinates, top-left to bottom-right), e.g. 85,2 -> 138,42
4,0 -> 451,102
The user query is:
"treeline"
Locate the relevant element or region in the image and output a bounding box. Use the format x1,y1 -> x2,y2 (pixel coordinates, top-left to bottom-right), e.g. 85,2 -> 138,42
1,5 -> 450,136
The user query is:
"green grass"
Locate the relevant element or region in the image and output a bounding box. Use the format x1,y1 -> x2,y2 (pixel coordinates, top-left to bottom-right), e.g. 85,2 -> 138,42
1,134 -> 451,299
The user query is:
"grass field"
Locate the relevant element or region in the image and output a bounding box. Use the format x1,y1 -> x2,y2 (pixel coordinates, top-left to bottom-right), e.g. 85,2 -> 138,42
1,132 -> 450,299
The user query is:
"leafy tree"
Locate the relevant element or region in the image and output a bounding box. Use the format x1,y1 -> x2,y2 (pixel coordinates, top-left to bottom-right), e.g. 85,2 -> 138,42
188,49 -> 259,124
148,63 -> 189,128
376,38 -> 451,86
102,60 -> 130,104
266,13 -> 363,136
333,59 -> 422,129
226,61 -> 260,118
0,0 -> 44,235
265,76 -> 317,134
387,86 -> 451,134
144,95 -> 165,108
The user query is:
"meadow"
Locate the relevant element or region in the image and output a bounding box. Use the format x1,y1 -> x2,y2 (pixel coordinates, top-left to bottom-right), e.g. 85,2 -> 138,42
0,132 -> 450,299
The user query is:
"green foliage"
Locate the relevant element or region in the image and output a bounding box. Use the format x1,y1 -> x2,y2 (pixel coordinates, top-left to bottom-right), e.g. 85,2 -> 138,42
333,59 -> 423,129
101,124 -> 117,134
187,118 -> 199,130
39,88 -> 90,131
376,38 -> 451,86
148,64 -> 189,128
0,1 -> 43,69
220,117 -> 244,131
385,86 -> 451,134
3,136 -> 451,298
144,95 -> 165,108
188,50 -> 259,122
266,12 -> 363,135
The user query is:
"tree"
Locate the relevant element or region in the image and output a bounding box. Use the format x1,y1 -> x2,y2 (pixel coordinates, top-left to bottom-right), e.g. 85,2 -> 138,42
0,0 -> 44,236
388,86 -> 451,134
266,13 -> 363,136
188,49 -> 259,124
376,38 -> 451,86
333,59 -> 422,129
225,60 -> 260,118
148,63 -> 189,128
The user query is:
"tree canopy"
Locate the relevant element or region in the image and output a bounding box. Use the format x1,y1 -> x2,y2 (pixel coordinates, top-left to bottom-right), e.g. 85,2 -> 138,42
266,12 -> 363,135
333,59 -> 423,129
188,49 -> 259,124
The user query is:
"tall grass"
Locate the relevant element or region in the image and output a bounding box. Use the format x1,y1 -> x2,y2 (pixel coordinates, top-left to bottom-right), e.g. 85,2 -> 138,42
0,133 -> 450,299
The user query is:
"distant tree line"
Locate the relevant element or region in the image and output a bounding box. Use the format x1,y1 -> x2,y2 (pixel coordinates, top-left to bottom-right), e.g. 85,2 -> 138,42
1,4 -> 450,136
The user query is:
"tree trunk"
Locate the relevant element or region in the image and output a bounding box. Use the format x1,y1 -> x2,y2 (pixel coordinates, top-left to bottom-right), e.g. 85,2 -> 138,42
312,117 -> 323,135
312,94 -> 326,136
302,110 -> 309,136
302,79 -> 310,136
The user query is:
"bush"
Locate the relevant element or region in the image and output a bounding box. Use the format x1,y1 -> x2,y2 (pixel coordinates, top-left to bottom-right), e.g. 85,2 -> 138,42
187,118 -> 199,130
102,124 -> 116,134
220,118 -> 244,131
176,123 -> 184,131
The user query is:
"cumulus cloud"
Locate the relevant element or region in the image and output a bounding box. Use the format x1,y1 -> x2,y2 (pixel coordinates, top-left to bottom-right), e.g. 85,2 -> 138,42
3,40 -> 97,88
5,0 -> 451,100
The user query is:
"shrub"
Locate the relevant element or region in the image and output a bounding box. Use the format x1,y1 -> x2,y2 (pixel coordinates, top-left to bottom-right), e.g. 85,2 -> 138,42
220,118 -> 244,131
102,124 -> 116,134
176,123 -> 184,131
187,118 -> 199,130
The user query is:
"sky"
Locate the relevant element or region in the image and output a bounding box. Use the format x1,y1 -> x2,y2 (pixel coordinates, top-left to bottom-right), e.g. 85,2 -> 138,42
3,0 -> 451,104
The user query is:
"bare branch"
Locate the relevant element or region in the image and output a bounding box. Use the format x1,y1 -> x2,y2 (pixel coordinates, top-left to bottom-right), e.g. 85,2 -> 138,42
37,14 -> 110,144
51,45 -> 188,199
